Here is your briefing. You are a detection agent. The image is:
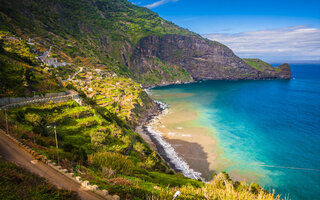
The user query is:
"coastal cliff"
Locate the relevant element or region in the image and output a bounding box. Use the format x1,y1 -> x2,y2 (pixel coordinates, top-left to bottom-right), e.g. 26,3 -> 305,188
0,0 -> 290,89
131,34 -> 291,86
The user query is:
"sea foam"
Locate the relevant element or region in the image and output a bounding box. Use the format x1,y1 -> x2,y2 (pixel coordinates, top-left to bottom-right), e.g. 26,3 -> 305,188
147,100 -> 204,181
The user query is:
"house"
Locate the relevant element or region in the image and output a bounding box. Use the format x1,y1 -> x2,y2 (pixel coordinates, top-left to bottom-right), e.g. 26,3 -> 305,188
38,46 -> 70,68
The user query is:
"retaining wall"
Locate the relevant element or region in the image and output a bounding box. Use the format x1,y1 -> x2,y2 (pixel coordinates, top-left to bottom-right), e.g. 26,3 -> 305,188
0,92 -> 68,106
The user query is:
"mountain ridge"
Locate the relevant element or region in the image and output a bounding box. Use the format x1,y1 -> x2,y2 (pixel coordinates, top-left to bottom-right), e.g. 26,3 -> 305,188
0,0 -> 290,87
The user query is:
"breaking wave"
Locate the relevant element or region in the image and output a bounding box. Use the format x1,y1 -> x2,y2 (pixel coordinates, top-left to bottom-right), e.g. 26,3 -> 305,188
147,101 -> 204,181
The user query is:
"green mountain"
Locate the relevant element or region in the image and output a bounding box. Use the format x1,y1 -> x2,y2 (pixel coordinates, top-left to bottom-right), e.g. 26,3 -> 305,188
0,0 -> 193,84
0,0 -> 290,88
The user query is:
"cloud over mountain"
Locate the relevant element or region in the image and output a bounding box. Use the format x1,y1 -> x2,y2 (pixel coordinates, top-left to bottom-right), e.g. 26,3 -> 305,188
145,0 -> 179,9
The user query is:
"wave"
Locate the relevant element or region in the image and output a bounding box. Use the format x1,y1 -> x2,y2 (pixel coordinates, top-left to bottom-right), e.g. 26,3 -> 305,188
146,100 -> 204,181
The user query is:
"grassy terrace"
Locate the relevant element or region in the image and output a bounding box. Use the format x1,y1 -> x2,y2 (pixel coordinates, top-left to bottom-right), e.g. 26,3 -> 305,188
68,67 -> 148,123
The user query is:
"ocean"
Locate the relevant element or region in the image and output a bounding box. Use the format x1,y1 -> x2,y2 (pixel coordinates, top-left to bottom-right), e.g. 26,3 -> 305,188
150,64 -> 320,200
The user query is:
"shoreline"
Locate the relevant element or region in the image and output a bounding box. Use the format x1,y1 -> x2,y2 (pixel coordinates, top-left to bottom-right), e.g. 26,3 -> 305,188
136,88 -> 261,183
136,100 -> 205,181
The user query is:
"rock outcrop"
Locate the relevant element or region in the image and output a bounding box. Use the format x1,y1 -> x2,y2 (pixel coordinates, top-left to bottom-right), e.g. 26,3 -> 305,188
275,63 -> 291,79
131,34 -> 291,86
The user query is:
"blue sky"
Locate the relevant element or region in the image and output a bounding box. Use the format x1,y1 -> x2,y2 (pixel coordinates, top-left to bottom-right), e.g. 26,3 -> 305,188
129,0 -> 320,62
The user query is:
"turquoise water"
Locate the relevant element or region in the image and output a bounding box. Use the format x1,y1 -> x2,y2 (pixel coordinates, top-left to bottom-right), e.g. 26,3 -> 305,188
152,64 -> 320,200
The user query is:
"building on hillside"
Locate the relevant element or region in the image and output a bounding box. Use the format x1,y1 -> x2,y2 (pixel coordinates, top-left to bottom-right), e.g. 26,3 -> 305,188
38,46 -> 70,68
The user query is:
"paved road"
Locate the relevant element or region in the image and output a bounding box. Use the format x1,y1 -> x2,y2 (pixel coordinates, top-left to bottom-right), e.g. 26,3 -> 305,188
67,67 -> 83,81
0,130 -> 106,200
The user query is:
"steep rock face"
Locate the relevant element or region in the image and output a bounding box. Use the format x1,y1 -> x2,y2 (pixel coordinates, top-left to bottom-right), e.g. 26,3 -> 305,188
276,63 -> 291,79
131,34 -> 291,85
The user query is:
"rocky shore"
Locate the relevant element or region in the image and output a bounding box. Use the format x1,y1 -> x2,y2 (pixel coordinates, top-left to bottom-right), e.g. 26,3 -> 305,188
135,100 -> 204,181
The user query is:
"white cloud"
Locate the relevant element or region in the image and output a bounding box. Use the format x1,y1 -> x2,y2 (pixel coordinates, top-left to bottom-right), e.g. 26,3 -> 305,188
203,26 -> 320,62
131,2 -> 142,5
145,0 -> 179,9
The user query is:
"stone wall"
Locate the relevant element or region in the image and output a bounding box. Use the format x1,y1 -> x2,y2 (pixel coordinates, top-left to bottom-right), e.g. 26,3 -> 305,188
0,92 -> 68,106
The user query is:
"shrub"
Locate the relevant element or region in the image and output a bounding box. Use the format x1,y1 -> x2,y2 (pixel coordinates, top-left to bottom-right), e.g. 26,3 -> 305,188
155,172 -> 281,200
102,167 -> 116,178
107,177 -> 132,186
133,142 -> 145,154
88,152 -> 134,175
250,183 -> 262,194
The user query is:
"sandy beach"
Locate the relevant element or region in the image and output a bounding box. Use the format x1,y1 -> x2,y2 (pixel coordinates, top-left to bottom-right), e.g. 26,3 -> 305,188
150,100 -> 229,180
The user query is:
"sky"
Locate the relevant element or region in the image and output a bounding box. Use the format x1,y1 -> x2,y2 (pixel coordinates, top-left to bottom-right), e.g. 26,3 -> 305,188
129,0 -> 320,62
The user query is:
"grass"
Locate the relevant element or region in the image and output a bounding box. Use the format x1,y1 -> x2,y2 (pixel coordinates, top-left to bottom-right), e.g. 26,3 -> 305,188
243,58 -> 286,75
243,58 -> 275,71
0,157 -> 80,200
88,151 -> 134,175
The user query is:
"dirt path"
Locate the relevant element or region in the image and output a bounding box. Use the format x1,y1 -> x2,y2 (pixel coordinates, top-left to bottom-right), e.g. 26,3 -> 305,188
0,130 -> 106,200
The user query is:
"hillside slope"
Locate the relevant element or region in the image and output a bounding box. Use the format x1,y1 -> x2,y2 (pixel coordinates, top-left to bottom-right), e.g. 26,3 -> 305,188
0,0 -> 193,80
0,0 -> 290,87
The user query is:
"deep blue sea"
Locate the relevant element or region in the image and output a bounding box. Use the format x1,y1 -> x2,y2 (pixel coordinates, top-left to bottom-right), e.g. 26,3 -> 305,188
152,64 -> 320,200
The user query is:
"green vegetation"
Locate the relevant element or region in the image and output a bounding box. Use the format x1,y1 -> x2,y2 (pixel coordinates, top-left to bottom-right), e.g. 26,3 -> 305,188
6,101 -> 155,163
67,67 -> 151,124
156,172 -> 281,200
89,152 -> 134,175
0,0 -> 196,80
243,58 -> 278,72
0,31 -> 63,97
0,101 -> 204,198
138,57 -> 192,86
0,157 -> 79,200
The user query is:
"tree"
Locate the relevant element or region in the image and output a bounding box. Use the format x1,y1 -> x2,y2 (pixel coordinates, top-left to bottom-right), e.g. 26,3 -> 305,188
25,113 -> 48,136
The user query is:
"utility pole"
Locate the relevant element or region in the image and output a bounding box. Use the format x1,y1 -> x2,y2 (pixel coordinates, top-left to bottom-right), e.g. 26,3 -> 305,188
54,125 -> 60,166
5,109 -> 9,135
